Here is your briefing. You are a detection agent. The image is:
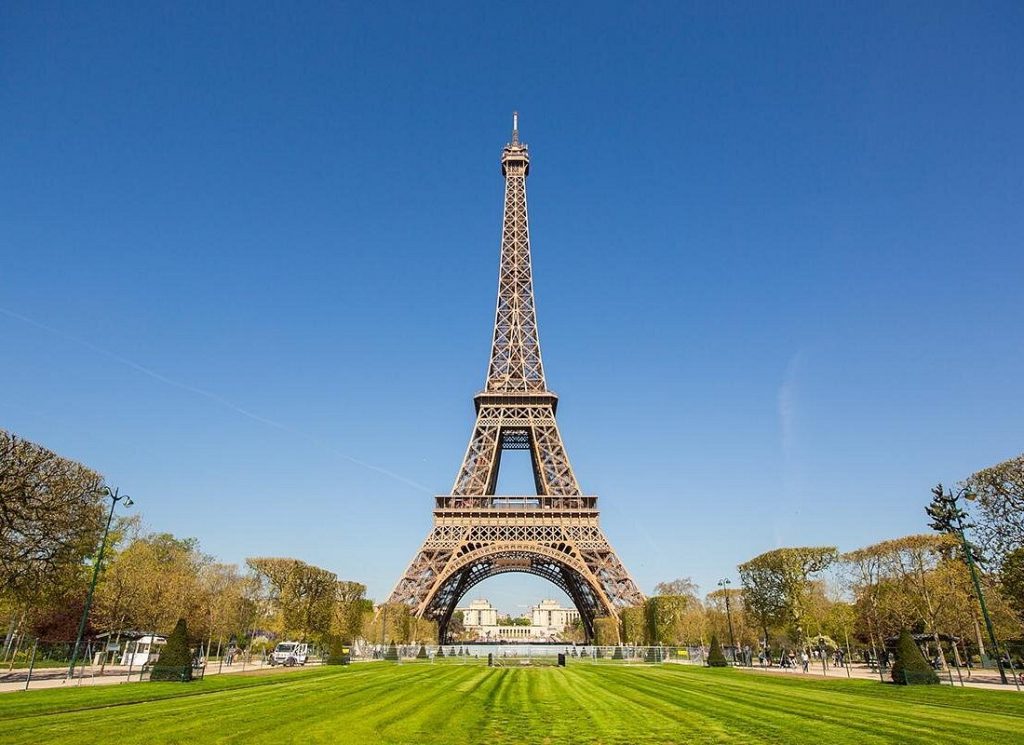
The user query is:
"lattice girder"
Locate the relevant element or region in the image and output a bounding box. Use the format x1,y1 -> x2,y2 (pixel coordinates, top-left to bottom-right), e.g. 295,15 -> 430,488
451,403 -> 580,496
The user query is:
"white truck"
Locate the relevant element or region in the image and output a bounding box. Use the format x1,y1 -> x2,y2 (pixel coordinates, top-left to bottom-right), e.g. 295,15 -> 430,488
268,641 -> 309,667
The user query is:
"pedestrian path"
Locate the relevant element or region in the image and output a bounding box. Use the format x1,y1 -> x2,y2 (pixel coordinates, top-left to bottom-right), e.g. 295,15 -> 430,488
0,659 -> 321,694
732,661 -> 1020,692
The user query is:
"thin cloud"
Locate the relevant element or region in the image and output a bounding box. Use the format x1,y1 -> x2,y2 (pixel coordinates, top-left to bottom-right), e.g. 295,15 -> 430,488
0,306 -> 432,493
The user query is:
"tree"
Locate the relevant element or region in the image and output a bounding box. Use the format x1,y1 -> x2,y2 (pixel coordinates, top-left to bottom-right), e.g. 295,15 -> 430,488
739,547 -> 837,654
416,644 -> 428,659
644,595 -> 694,645
363,603 -> 412,644
448,610 -> 465,640
331,581 -> 368,644
196,563 -> 249,657
0,431 -> 105,612
621,606 -> 646,645
707,634 -> 727,667
594,616 -> 619,646
246,557 -> 337,642
654,578 -> 699,597
962,454 -> 1024,566
1000,548 -> 1024,624
151,618 -> 193,682
96,533 -> 205,636
890,628 -> 939,685
871,535 -> 957,669
384,640 -> 398,661
926,484 -> 982,562
705,588 -> 754,648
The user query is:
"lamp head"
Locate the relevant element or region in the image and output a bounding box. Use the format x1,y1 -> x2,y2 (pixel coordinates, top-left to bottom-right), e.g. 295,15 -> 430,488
964,491 -> 977,502
122,495 -> 134,507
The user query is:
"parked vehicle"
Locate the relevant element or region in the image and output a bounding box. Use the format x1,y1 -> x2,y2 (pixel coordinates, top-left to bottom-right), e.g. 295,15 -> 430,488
268,641 -> 308,666
121,635 -> 166,668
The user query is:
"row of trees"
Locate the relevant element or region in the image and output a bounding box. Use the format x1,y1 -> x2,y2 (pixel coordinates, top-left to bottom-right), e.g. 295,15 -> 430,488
600,454 -> 1024,660
0,430 -> 373,657
599,537 -> 1018,661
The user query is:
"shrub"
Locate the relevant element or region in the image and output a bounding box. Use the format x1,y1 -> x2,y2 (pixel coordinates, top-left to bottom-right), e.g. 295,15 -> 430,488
150,618 -> 193,682
436,645 -> 444,658
612,645 -> 624,660
891,629 -> 939,685
326,636 -> 351,665
384,641 -> 398,661
707,635 -> 728,667
416,644 -> 428,659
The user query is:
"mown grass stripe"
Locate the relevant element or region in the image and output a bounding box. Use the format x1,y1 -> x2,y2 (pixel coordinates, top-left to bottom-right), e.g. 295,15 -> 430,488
2,662 -> 1022,744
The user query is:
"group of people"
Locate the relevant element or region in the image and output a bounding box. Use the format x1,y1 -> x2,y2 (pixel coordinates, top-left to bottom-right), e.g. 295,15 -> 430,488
757,647 -> 847,673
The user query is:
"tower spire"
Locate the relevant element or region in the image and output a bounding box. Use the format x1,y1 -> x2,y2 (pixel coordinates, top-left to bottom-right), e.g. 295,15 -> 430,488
488,114 -> 543,393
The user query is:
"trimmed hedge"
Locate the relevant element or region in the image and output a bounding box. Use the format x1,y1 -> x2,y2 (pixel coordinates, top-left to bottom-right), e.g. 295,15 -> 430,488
891,629 -> 939,685
384,641 -> 399,661
707,634 -> 728,667
416,644 -> 428,659
150,618 -> 193,682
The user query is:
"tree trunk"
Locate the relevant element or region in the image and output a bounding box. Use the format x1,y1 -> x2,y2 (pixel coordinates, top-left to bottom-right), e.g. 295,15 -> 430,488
972,613 -> 986,659
931,630 -> 947,670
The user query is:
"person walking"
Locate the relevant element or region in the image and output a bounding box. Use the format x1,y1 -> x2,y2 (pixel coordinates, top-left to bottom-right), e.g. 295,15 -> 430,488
801,650 -> 809,673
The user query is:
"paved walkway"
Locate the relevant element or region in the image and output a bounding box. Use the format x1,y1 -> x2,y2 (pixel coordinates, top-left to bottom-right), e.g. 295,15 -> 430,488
0,659 -> 319,694
729,661 -> 1022,692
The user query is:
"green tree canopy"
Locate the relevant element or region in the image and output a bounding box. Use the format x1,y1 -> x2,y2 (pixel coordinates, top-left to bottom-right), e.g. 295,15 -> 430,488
0,430 -> 105,607
962,454 -> 1024,566
738,546 -> 837,645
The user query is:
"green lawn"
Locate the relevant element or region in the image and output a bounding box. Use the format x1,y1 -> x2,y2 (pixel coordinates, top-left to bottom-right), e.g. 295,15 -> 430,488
2,662 -> 1022,744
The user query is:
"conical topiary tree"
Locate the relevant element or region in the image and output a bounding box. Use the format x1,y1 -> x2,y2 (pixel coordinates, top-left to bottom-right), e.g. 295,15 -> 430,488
416,644 -> 428,659
384,641 -> 398,661
436,645 -> 445,658
151,619 -> 193,682
612,645 -> 624,660
326,636 -> 351,665
707,635 -> 728,667
891,629 -> 939,685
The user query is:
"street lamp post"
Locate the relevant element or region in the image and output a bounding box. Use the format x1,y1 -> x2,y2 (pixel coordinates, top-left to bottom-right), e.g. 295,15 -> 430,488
67,486 -> 133,680
936,486 -> 1008,686
718,578 -> 737,661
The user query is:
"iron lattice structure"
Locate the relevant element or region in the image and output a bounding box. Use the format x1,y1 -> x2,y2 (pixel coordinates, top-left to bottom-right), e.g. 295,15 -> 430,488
387,115 -> 644,641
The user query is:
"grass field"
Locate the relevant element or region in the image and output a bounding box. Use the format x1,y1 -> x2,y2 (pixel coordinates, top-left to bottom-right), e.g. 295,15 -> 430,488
2,661 -> 1022,744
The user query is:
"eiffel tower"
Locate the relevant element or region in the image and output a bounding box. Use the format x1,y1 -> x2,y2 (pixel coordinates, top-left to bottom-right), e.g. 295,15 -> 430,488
387,114 -> 644,642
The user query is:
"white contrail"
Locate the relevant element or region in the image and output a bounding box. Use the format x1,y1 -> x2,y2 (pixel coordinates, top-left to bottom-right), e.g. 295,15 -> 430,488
0,306 -> 432,493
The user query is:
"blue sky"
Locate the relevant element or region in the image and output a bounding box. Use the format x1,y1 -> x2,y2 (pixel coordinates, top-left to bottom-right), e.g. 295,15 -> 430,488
2,2 -> 1022,615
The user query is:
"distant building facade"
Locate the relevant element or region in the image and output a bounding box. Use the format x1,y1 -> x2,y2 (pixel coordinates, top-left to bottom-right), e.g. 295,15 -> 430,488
455,598 -> 579,641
